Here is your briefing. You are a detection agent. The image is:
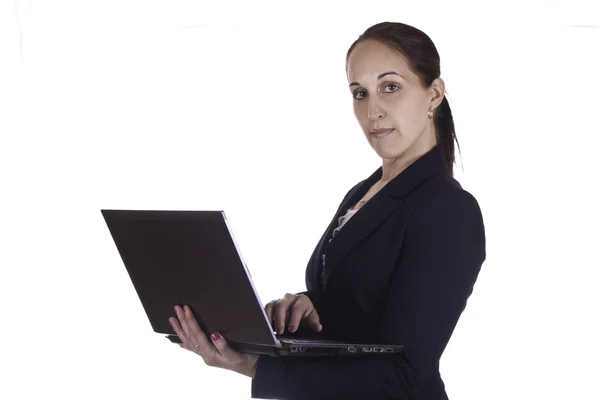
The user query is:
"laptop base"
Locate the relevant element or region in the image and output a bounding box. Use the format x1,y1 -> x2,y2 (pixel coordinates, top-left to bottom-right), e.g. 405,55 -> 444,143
166,334 -> 403,357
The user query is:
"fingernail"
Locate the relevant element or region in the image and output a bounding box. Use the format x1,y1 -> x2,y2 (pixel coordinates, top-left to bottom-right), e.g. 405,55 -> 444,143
289,325 -> 296,332
211,333 -> 221,341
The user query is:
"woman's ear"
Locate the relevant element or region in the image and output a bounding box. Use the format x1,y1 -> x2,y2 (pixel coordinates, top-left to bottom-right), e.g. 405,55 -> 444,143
429,77 -> 445,110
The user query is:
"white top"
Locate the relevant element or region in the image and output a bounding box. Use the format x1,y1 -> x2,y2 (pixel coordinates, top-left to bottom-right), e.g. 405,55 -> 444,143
322,207 -> 360,269
331,207 -> 359,240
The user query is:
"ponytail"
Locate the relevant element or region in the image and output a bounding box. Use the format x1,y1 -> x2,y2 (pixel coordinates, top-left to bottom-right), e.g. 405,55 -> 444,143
434,96 -> 460,176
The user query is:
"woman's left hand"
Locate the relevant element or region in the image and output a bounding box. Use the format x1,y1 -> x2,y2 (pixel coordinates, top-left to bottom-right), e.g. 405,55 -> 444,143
169,305 -> 259,378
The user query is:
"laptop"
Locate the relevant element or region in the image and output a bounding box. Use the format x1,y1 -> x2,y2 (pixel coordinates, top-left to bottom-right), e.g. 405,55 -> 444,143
101,209 -> 404,357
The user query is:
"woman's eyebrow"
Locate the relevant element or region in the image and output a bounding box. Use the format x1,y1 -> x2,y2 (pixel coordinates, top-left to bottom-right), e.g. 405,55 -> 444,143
349,71 -> 404,87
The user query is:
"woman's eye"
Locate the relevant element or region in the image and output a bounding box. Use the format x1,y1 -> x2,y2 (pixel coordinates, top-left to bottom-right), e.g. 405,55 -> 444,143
354,90 -> 367,100
353,84 -> 399,100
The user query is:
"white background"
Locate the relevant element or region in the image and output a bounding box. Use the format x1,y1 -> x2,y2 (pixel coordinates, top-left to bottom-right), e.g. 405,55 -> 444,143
1,0 -> 599,399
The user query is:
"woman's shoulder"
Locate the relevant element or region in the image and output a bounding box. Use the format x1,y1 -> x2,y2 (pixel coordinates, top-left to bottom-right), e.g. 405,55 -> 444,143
411,173 -> 483,219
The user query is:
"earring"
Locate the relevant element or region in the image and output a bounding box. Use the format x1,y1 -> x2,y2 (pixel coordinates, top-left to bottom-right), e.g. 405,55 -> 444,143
428,109 -> 433,119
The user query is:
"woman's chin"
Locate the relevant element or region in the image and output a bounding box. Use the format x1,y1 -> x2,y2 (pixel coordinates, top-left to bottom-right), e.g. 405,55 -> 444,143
371,142 -> 405,159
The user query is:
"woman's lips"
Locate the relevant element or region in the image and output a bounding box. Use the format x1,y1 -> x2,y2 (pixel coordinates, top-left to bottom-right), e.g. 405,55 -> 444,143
371,128 -> 394,138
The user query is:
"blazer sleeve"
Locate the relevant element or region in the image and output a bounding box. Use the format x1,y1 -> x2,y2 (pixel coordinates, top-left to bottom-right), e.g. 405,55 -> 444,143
251,189 -> 486,400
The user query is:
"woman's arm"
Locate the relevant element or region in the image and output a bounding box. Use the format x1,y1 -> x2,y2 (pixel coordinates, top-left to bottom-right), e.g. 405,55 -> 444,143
251,189 -> 486,399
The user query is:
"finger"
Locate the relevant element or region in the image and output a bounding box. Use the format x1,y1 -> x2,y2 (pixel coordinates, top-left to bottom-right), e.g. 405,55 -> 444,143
288,299 -> 310,333
269,302 -> 289,330
182,305 -> 214,357
174,305 -> 193,339
273,302 -> 290,335
304,309 -> 323,332
273,300 -> 289,334
274,297 -> 295,335
265,302 -> 275,329
169,316 -> 187,344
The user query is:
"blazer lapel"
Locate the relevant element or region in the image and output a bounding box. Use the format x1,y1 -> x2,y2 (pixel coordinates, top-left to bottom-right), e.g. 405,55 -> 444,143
320,145 -> 449,289
321,190 -> 402,286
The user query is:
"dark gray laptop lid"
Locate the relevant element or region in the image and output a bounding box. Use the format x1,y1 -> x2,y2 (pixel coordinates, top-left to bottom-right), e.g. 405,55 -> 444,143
101,209 -> 280,347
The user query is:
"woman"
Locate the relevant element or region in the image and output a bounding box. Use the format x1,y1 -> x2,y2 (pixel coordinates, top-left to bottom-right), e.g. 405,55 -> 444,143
169,21 -> 486,399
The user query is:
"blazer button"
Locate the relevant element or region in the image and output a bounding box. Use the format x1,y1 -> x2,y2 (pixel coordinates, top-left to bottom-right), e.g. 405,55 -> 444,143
321,254 -> 326,284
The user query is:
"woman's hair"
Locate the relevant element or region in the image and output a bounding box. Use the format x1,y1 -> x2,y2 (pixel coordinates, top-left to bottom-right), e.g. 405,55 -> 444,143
346,22 -> 461,176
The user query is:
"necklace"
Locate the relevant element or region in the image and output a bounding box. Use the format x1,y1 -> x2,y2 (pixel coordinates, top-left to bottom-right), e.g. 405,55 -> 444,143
354,198 -> 371,210
355,181 -> 385,210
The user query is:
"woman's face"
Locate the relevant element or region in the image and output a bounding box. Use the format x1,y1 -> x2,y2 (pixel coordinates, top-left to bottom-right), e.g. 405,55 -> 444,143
346,39 -> 444,163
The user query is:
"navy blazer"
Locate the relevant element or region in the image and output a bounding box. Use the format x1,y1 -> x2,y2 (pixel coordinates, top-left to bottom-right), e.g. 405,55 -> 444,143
251,145 -> 486,400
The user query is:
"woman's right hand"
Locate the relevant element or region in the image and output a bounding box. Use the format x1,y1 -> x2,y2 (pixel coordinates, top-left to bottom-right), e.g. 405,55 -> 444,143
265,293 -> 322,335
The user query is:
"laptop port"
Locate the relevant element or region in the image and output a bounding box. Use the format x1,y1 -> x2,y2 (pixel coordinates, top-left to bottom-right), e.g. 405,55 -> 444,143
347,346 -> 357,353
374,347 -> 384,352
385,348 -> 393,353
291,346 -> 297,352
298,347 -> 305,352
362,347 -> 372,352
